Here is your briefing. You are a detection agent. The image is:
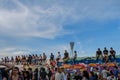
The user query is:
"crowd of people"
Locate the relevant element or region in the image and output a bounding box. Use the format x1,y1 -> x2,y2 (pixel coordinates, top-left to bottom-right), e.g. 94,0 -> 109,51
0,48 -> 120,80
1,50 -> 77,66
96,47 -> 116,63
1,60 -> 120,80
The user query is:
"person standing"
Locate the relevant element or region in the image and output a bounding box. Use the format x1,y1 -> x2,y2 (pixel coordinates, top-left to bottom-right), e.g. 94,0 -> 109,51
0,62 -> 14,80
47,68 -> 52,80
81,70 -> 89,80
40,67 -> 47,80
55,68 -> 64,80
9,67 -> 23,80
101,66 -> 109,80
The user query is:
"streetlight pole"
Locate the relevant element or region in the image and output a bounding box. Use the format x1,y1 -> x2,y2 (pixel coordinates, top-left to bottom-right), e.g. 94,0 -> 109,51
70,42 -> 74,58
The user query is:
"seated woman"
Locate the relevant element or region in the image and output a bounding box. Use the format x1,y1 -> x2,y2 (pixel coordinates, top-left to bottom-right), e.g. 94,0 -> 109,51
63,50 -> 69,63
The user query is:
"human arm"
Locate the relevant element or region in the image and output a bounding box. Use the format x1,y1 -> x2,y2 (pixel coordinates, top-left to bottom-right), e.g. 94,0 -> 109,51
0,62 -> 14,71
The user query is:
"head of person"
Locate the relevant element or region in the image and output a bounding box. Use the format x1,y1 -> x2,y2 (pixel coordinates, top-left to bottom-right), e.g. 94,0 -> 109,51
89,71 -> 94,77
93,67 -> 98,72
65,50 -> 68,53
28,68 -> 32,72
118,72 -> 120,78
103,66 -> 106,70
12,67 -> 19,75
57,67 -> 62,73
82,70 -> 89,79
98,48 -> 100,51
61,67 -> 65,72
23,71 -> 30,78
110,47 -> 113,50
58,52 -> 60,54
74,51 -> 77,53
104,47 -> 106,50
110,72 -> 114,78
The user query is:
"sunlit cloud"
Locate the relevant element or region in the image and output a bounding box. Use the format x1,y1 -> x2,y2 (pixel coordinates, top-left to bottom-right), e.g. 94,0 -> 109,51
0,0 -> 120,39
0,0 -> 120,58
0,47 -> 29,58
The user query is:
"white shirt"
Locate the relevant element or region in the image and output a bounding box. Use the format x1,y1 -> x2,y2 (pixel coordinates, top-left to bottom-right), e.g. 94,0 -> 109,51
57,54 -> 61,59
107,76 -> 116,80
61,72 -> 67,80
55,72 -> 64,80
101,69 -> 108,79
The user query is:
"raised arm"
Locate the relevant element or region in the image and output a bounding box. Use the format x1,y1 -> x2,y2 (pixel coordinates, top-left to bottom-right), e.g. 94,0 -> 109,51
0,62 -> 14,71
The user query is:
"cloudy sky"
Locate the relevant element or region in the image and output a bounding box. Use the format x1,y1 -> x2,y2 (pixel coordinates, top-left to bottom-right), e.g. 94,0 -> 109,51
0,0 -> 120,58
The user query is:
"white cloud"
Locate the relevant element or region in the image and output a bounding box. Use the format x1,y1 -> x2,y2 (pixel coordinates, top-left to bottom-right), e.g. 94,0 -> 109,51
0,0 -> 120,39
2,47 -> 16,52
0,47 -> 30,59
0,44 -> 71,58
0,0 -> 64,39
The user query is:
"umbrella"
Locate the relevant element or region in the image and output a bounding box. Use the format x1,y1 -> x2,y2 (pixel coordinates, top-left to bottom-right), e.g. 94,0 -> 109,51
74,63 -> 86,69
62,64 -> 71,68
107,63 -> 115,67
89,63 -> 97,67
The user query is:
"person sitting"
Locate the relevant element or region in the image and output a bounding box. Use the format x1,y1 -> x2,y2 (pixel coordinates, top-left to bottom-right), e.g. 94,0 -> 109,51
109,47 -> 116,62
63,50 -> 69,63
56,52 -> 61,67
50,53 -> 54,61
56,52 -> 61,62
96,48 -> 103,63
103,47 -> 109,63
73,51 -> 77,64
42,53 -> 47,63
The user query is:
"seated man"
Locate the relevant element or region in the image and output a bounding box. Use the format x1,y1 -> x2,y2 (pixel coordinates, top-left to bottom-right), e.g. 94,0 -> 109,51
96,48 -> 103,63
56,52 -> 61,62
109,47 -> 116,62
73,51 -> 77,64
103,47 -> 109,63
50,53 -> 54,61
63,50 -> 69,63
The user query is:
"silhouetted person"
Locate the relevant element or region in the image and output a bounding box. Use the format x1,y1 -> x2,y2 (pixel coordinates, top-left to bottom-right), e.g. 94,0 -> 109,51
73,51 -> 77,64
63,50 -> 69,63
103,47 -> 108,63
109,47 -> 116,62
96,48 -> 103,63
